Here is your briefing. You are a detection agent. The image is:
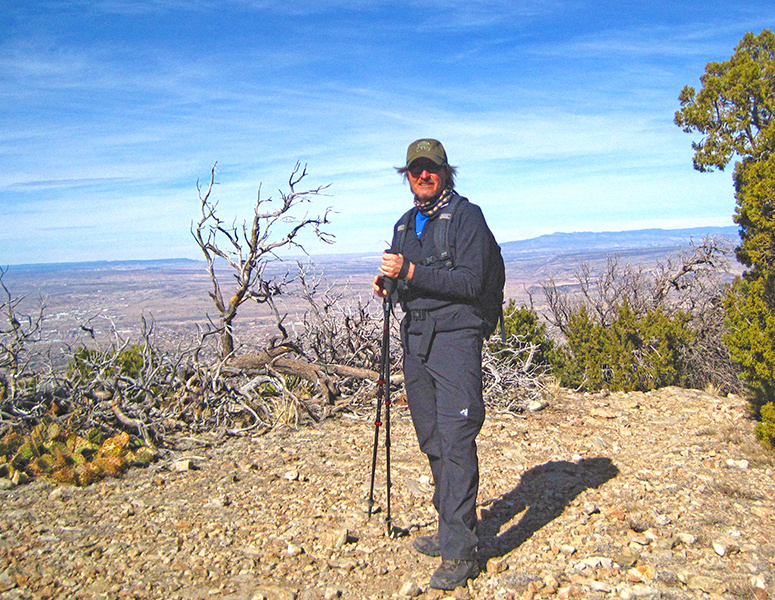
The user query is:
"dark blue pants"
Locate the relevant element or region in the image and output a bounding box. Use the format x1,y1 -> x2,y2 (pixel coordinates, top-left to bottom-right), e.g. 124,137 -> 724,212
403,325 -> 485,561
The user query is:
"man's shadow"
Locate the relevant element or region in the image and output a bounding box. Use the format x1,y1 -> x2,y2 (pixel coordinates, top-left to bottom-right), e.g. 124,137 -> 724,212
477,457 -> 619,562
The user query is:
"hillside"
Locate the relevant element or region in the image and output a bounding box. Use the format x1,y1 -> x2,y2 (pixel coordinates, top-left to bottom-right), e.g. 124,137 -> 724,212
1,387 -> 772,599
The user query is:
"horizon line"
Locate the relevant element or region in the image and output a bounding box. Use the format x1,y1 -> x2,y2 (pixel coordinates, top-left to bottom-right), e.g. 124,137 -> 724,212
3,224 -> 739,270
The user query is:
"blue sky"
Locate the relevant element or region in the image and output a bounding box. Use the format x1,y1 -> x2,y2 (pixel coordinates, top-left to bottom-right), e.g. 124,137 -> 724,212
1,1 -> 773,265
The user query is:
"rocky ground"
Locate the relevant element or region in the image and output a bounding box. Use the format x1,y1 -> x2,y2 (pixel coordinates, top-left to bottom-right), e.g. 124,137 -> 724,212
1,386 -> 773,600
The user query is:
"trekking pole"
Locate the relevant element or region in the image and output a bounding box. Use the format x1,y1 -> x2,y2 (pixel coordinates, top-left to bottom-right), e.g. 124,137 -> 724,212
366,354 -> 385,519
367,276 -> 395,528
381,287 -> 394,534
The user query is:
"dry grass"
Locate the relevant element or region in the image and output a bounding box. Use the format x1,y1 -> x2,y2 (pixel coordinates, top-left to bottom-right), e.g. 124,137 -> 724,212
712,481 -> 766,502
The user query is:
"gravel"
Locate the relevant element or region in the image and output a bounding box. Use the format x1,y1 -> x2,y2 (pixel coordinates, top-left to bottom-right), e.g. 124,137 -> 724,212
1,386 -> 773,600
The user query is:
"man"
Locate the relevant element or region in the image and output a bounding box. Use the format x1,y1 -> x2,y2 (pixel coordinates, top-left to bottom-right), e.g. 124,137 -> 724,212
372,138 -> 494,590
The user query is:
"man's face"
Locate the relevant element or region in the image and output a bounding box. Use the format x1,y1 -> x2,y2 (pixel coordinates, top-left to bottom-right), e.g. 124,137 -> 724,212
407,159 -> 446,203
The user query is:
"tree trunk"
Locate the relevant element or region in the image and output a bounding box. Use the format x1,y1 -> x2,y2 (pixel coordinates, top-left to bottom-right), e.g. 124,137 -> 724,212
220,317 -> 235,358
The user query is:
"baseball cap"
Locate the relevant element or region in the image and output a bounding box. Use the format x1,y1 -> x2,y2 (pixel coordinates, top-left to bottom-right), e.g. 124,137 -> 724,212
406,139 -> 448,167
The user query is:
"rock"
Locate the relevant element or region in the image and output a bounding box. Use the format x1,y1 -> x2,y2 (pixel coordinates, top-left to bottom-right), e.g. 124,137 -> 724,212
710,537 -> 739,557
0,478 -> 12,491
284,469 -> 300,481
0,567 -> 17,592
48,487 -> 68,502
556,586 -> 580,599
451,586 -> 471,599
327,558 -> 357,571
629,534 -> 651,547
627,564 -> 656,583
404,478 -> 423,496
615,553 -> 639,568
526,401 -> 549,412
398,580 -> 422,597
687,575 -> 726,594
11,470 -> 29,486
643,529 -> 659,542
675,532 -> 697,546
586,579 -> 612,593
608,508 -> 627,521
655,569 -> 681,587
582,556 -> 613,569
173,459 -> 194,472
320,528 -> 348,549
620,584 -> 659,599
726,458 -> 750,470
239,459 -> 259,471
207,495 -> 231,507
543,574 -> 559,594
590,408 -> 616,419
251,585 -> 298,600
712,540 -> 728,556
323,587 -> 342,600
486,557 -> 509,574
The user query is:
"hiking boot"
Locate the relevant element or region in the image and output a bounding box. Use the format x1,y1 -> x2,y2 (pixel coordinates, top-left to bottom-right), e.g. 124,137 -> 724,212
429,559 -> 479,590
412,533 -> 440,557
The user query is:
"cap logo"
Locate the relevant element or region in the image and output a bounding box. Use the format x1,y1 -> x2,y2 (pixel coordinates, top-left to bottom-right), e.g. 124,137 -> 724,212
415,141 -> 432,152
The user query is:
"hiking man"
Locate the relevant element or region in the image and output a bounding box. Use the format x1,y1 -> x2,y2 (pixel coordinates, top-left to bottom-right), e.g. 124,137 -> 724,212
373,138 -> 501,590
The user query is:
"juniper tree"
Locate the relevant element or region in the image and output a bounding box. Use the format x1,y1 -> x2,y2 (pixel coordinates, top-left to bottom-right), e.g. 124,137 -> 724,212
675,29 -> 775,406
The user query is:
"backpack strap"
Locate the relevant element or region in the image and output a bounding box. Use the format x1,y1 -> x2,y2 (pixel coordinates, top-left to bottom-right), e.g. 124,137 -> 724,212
423,194 -> 465,268
395,207 -> 416,255
396,194 -> 466,268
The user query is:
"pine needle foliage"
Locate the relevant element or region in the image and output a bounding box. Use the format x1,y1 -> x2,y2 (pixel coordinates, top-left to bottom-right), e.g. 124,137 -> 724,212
677,29 -> 775,415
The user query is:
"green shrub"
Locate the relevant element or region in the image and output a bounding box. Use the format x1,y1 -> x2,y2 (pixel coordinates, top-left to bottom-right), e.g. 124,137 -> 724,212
724,274 -> 775,410
555,302 -> 694,392
755,402 -> 775,450
68,344 -> 153,381
499,301 -> 556,367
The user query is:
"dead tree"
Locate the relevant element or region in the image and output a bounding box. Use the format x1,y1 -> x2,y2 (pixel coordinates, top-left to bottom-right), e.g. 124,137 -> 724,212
541,236 -> 742,392
0,267 -> 45,405
295,263 -> 387,371
543,236 -> 733,334
482,334 -> 551,412
192,163 -> 333,359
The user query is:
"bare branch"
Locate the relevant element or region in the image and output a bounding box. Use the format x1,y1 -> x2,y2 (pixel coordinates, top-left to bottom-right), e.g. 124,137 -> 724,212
191,162 -> 334,358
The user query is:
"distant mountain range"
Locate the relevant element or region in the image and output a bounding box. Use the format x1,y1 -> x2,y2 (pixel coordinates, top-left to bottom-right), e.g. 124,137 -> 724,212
9,226 -> 740,272
500,226 -> 739,258
8,257 -> 201,273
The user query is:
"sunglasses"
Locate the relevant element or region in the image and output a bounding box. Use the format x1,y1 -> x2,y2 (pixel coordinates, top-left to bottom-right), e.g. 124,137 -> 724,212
408,161 -> 443,176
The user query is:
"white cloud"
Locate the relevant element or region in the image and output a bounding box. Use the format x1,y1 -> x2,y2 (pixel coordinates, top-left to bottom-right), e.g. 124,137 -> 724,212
1,0 -> 770,263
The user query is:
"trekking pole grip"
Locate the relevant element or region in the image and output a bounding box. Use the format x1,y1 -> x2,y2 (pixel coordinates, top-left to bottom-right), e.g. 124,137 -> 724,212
381,275 -> 397,295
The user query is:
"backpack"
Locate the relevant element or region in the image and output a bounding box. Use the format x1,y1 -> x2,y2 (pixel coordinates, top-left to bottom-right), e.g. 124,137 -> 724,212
396,194 -> 506,341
